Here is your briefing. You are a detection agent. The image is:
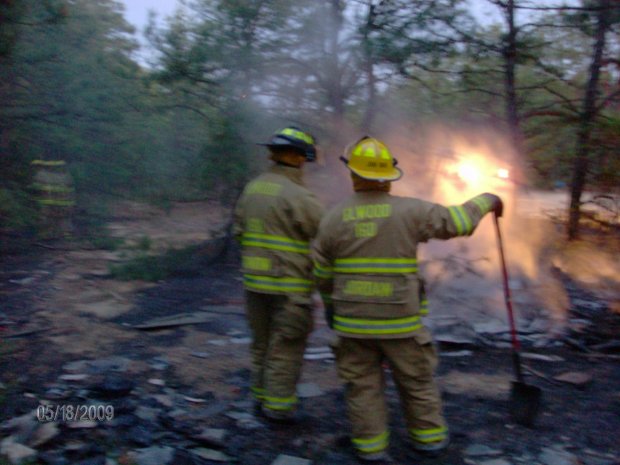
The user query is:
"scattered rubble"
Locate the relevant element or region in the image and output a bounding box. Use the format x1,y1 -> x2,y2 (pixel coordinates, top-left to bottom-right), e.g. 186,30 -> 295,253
553,371 -> 593,387
520,353 -> 565,362
272,454 -> 313,465
192,447 -> 233,462
192,427 -> 227,448
131,446 -> 175,465
1,202 -> 619,465
132,312 -> 215,330
441,350 -> 474,357
303,346 -> 334,361
58,373 -> 89,382
539,446 -> 580,465
464,444 -> 503,457
476,459 -> 513,465
0,438 -> 37,465
297,382 -> 324,398
27,422 -> 60,447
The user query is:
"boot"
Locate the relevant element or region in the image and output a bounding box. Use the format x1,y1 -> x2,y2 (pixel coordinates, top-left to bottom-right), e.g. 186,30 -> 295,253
412,434 -> 450,457
261,406 -> 296,424
357,450 -> 392,463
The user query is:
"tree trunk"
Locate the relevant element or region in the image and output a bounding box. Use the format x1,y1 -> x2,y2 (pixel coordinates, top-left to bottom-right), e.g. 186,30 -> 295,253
567,0 -> 609,240
327,0 -> 345,120
361,3 -> 377,134
502,0 -> 525,174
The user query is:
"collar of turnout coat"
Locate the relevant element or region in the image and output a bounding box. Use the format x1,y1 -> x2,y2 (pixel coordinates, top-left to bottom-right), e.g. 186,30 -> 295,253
269,163 -> 305,186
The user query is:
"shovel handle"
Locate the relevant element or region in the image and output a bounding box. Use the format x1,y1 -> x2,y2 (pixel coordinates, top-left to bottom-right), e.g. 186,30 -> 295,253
493,213 -> 521,354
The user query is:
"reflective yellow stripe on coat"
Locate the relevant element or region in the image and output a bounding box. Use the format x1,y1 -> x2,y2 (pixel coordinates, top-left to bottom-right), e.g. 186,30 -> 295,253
31,183 -> 74,193
334,257 -> 417,274
242,233 -> 310,254
313,261 -> 333,279
333,315 -> 422,336
243,275 -> 312,293
420,297 -> 429,316
447,206 -> 473,235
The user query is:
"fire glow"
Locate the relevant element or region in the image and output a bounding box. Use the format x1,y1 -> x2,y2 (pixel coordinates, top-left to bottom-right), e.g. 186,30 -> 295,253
438,150 -> 513,203
457,162 -> 482,184
497,168 -> 510,179
385,125 -> 570,331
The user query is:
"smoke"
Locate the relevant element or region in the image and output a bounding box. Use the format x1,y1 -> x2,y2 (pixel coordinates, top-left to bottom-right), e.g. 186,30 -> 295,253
551,238 -> 620,315
383,123 -> 570,335
308,120 -> 620,339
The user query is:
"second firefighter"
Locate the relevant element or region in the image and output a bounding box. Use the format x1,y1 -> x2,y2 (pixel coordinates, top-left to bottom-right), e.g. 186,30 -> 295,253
312,136 -> 503,461
234,127 -> 324,422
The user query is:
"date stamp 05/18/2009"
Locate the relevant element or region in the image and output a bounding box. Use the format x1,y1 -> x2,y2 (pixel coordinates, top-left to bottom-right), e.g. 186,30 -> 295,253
36,404 -> 115,423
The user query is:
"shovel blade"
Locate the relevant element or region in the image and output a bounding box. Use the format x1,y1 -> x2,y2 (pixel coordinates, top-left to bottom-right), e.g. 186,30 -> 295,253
509,381 -> 542,427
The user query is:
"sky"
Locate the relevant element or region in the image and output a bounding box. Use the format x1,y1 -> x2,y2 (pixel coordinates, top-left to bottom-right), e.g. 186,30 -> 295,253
121,0 -> 180,33
119,0 -> 585,31
120,0 -> 504,32
119,0 -> 502,63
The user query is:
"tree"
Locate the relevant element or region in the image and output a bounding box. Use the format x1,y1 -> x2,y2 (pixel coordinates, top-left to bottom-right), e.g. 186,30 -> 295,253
467,1 -> 619,238
0,0 -> 167,234
359,0 -> 470,123
147,0 -> 361,165
566,0 -> 619,239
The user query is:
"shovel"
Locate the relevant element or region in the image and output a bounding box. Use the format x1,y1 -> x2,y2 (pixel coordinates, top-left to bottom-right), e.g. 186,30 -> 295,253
493,213 -> 542,427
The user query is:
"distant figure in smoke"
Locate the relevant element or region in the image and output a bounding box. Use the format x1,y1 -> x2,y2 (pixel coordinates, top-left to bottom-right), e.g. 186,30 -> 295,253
31,159 -> 75,239
313,137 -> 503,462
234,127 -> 324,422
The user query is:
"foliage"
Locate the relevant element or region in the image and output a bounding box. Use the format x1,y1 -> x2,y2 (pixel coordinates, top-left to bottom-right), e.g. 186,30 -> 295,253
89,234 -> 125,251
590,114 -> 620,191
1,0 -> 619,244
109,244 -> 205,281
0,186 -> 38,231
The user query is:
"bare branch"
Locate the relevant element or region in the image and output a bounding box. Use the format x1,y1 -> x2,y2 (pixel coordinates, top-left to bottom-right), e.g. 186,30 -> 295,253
532,57 -> 582,89
521,109 -> 575,119
164,103 -> 212,120
596,88 -> 620,112
515,79 -> 559,91
540,85 -> 581,114
520,22 -> 589,30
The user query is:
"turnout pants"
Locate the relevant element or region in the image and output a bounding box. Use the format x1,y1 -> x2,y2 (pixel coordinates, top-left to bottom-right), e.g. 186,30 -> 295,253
245,290 -> 314,413
334,335 -> 448,455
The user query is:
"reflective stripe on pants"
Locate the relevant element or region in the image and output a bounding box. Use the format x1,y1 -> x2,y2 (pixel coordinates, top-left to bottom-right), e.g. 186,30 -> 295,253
410,425 -> 448,444
352,430 -> 389,454
251,386 -> 265,401
334,336 -> 447,452
263,394 -> 298,411
245,291 -> 313,413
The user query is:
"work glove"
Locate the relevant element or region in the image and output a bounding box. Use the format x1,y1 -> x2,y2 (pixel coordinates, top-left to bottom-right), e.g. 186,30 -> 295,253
324,303 -> 335,329
481,193 -> 503,217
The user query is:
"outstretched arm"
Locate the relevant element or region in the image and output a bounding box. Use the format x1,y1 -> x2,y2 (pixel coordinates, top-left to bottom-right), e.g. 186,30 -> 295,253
420,193 -> 503,241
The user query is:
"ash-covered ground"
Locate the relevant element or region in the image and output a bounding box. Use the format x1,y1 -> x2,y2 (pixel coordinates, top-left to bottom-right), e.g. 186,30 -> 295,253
1,200 -> 618,465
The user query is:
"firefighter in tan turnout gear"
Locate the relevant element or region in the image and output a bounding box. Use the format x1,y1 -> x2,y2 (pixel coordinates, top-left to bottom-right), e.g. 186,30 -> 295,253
234,127 -> 324,422
312,137 -> 503,462
31,159 -> 75,239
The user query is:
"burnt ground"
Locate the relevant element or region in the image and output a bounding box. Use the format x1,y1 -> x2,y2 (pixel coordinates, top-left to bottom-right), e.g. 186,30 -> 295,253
1,208 -> 619,465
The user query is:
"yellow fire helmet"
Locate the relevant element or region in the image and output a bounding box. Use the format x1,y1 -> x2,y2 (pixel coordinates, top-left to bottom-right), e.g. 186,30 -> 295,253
340,136 -> 403,182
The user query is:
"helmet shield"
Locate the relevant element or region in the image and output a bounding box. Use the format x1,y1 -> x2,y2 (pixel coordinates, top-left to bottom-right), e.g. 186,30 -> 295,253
342,137 -> 402,182
259,126 -> 317,161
